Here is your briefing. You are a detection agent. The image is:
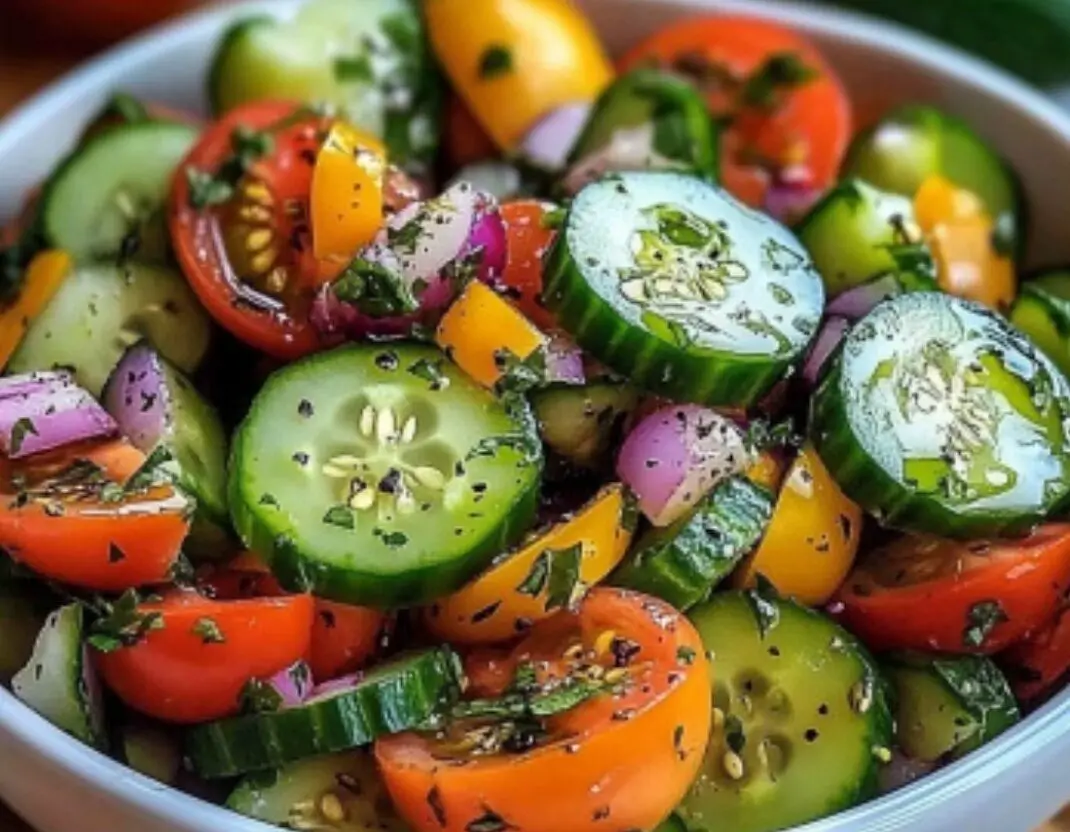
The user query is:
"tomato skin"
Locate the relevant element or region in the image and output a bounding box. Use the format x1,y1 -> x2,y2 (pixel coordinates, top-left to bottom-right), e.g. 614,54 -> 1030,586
1002,606 -> 1070,702
499,200 -> 558,330
169,100 -> 330,360
835,525 -> 1070,655
619,16 -> 851,208
309,600 -> 387,682
95,589 -> 314,724
445,96 -> 498,168
378,589 -> 710,832
0,440 -> 189,592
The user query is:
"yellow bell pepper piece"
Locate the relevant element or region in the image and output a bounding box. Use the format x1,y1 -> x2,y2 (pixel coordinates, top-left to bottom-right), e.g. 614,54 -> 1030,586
427,484 -> 635,643
0,250 -> 71,369
311,122 -> 387,262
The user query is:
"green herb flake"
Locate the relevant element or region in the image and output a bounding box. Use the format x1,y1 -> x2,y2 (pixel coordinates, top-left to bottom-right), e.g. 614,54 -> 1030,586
408,357 -> 450,390
745,576 -> 781,639
739,52 -> 818,110
333,53 -> 375,83
676,646 -> 697,666
373,527 -> 409,548
493,347 -> 547,397
87,589 -> 164,653
540,207 -> 566,230
185,166 -> 234,210
515,542 -> 583,612
323,504 -> 356,530
192,617 -> 226,645
333,257 -> 419,318
963,600 -> 1009,649
386,214 -> 423,255
8,417 -> 38,456
239,678 -> 285,714
478,45 -> 514,80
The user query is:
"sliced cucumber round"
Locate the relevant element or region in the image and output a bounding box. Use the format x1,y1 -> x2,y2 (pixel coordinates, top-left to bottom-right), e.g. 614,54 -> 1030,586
531,381 -> 639,470
187,648 -> 462,778
11,603 -> 107,751
227,751 -> 407,830
210,0 -> 441,171
680,591 -> 893,832
7,262 -> 212,397
610,475 -> 772,610
884,652 -> 1019,763
39,121 -> 197,263
809,292 -> 1070,537
230,343 -> 543,607
795,179 -> 936,297
102,343 -> 231,560
842,104 -> 1021,255
542,171 -> 825,407
1010,270 -> 1070,378
568,68 -> 719,181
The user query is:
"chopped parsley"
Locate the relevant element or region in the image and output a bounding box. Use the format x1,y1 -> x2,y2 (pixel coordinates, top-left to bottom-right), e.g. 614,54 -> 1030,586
8,417 -> 38,456
963,600 -> 1009,649
332,256 -> 420,318
192,617 -> 226,645
323,504 -> 356,529
87,589 -> 164,652
739,52 -> 818,110
516,542 -> 584,612
478,44 -> 514,80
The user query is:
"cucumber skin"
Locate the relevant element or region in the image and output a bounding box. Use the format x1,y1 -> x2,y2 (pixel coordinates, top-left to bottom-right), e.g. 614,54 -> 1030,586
610,477 -> 773,610
542,235 -> 790,408
208,16 -> 275,115
187,649 -> 462,778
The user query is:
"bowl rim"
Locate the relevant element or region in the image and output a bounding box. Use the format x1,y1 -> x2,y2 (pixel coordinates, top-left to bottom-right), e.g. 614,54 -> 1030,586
4,1 -> 1070,831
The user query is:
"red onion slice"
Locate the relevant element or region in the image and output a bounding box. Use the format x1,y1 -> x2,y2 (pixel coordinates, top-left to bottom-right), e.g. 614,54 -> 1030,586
520,103 -> 592,172
0,370 -> 117,459
617,404 -> 751,527
544,332 -> 586,385
802,316 -> 850,388
763,164 -> 821,226
825,273 -> 904,320
561,123 -> 666,195
245,661 -> 314,712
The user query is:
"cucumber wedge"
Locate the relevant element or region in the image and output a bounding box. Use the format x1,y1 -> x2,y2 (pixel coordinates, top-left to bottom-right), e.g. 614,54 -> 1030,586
810,292 -> 1070,537
542,171 -> 824,407
227,751 -> 407,830
39,121 -> 197,263
102,342 -> 231,560
209,0 -> 441,171
884,652 -> 1019,763
680,591 -> 893,832
7,262 -> 212,397
796,179 -> 936,296
187,648 -> 462,778
610,476 -> 773,610
11,603 -> 107,751
1010,270 -> 1070,378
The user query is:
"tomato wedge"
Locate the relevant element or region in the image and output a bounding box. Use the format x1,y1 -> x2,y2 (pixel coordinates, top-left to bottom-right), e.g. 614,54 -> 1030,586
95,588 -> 314,724
170,101 -> 337,359
1002,605 -> 1070,702
310,600 -> 387,683
378,588 -> 710,832
0,439 -> 190,591
499,200 -> 558,330
619,16 -> 851,208
834,526 -> 1070,654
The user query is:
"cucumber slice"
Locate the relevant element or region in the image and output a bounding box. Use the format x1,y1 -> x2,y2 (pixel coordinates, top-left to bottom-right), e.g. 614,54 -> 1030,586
187,648 -> 462,778
102,343 -> 231,560
884,652 -> 1019,763
680,591 -> 893,832
568,68 -> 719,181
843,104 -> 1021,255
121,720 -> 183,785
809,292 -> 1070,537
795,179 -> 936,297
542,171 -> 824,407
226,751 -> 407,830
655,816 -> 688,832
610,476 -> 773,610
209,0 -> 440,171
0,585 -> 48,685
530,382 -> 639,470
229,343 -> 542,607
39,121 -> 197,263
1010,270 -> 1070,378
7,262 -> 212,397
11,603 -> 107,751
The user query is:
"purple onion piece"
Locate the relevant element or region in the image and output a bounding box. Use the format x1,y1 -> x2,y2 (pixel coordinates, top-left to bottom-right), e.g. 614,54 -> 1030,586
802,316 -> 851,388
0,370 -> 117,459
543,332 -> 586,385
100,342 -> 172,452
764,181 -> 822,226
520,103 -> 592,172
826,273 -> 904,320
308,672 -> 362,701
561,123 -> 662,196
269,661 -> 314,709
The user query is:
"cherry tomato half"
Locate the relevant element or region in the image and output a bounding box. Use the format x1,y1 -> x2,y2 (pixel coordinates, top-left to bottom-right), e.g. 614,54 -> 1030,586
1002,605 -> 1070,702
95,588 -> 314,724
0,440 -> 189,591
834,525 -> 1070,654
620,16 -> 852,208
169,101 -> 337,359
378,588 -> 710,832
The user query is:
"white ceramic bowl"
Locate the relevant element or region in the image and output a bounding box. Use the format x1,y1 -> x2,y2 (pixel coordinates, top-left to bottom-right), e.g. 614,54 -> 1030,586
3,2 -> 1070,831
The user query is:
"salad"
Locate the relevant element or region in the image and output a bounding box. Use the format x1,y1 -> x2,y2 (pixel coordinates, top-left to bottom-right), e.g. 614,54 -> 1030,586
1,1 -> 1069,831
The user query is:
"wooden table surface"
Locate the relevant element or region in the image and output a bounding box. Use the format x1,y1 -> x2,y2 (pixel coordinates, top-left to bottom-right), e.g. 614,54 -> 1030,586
0,14 -> 1068,832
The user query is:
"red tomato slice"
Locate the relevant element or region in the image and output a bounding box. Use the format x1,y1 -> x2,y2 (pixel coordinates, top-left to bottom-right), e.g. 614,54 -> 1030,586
1002,605 -> 1070,702
169,101 -> 341,359
309,600 -> 388,683
834,526 -> 1070,654
619,16 -> 852,208
95,588 -> 314,724
499,200 -> 558,330
0,440 -> 189,591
